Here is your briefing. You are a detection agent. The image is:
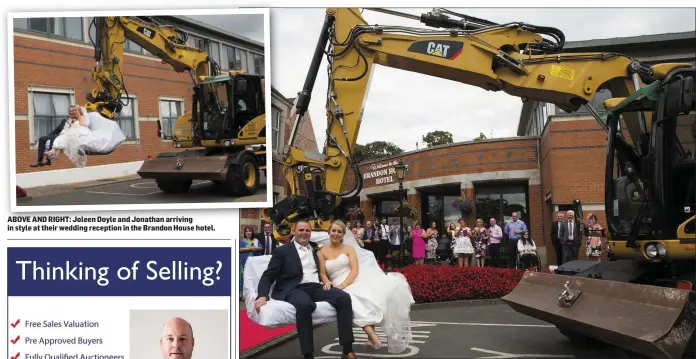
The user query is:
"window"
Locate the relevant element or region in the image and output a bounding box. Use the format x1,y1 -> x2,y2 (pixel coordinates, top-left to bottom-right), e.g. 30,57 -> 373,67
419,187 -> 461,231
271,107 -> 281,152
159,99 -> 183,140
87,17 -> 96,45
525,102 -> 549,136
115,97 -> 136,140
86,18 -> 144,54
32,92 -> 71,140
475,183 -> 529,227
554,88 -> 613,115
15,17 -> 83,41
187,34 -> 206,50
375,198 -> 414,228
252,53 -> 264,75
125,39 -> 142,53
223,45 -> 249,72
209,41 -> 220,67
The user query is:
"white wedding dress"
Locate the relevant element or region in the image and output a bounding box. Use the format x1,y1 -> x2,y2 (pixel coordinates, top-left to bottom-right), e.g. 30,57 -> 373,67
324,232 -> 415,354
52,118 -> 91,168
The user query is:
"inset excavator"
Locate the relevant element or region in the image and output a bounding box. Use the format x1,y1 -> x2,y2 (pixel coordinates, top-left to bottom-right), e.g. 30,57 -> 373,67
85,16 -> 266,196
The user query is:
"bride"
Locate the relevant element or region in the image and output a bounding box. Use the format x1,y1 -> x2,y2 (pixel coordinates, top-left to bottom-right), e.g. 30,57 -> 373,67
44,105 -> 91,168
317,219 -> 414,353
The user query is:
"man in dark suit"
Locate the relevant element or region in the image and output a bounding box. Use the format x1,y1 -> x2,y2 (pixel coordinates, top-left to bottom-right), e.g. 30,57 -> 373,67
362,220 -> 377,257
254,220 -> 355,359
376,217 -> 391,267
560,210 -> 583,264
256,222 -> 277,255
550,211 -> 565,266
30,117 -> 69,167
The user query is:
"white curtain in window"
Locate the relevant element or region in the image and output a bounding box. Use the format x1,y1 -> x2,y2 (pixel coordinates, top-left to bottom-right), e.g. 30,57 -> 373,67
160,101 -> 172,138
33,93 -> 52,116
52,94 -> 70,116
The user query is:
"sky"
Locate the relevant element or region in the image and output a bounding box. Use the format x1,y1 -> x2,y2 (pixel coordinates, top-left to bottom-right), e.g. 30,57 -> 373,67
269,7 -> 695,153
187,14 -> 265,44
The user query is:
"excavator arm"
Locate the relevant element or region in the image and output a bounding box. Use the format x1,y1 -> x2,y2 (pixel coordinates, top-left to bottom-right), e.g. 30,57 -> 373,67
85,16 -> 212,118
263,7 -> 661,238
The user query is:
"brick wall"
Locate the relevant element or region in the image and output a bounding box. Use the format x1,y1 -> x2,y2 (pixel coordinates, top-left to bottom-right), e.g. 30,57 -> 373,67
543,116 -> 613,263
545,119 -> 607,204
359,138 -> 538,187
15,36 -> 193,173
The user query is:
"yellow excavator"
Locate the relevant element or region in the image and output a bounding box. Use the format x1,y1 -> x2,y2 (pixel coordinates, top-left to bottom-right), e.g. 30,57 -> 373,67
86,16 -> 266,196
261,7 -> 696,358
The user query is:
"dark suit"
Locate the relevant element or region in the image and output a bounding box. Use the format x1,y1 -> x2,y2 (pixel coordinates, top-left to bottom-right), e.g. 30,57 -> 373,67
550,220 -> 564,266
362,227 -> 377,256
559,219 -> 583,264
34,118 -> 68,164
256,241 -> 354,355
255,230 -> 277,255
376,223 -> 391,264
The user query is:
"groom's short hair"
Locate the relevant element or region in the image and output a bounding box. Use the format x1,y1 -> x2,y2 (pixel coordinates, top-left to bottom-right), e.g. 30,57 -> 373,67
295,219 -> 311,230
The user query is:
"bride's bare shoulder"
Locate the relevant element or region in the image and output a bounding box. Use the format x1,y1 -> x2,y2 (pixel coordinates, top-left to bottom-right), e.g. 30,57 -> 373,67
343,245 -> 356,255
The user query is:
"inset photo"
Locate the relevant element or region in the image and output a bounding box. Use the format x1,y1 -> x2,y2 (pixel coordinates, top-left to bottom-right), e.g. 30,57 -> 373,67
130,309 -> 229,359
10,9 -> 272,211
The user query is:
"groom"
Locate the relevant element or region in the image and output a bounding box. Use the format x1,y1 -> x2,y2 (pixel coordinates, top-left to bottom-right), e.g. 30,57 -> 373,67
254,220 -> 356,359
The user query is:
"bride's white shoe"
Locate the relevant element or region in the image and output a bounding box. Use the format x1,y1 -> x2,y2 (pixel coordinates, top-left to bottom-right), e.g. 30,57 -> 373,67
365,332 -> 384,351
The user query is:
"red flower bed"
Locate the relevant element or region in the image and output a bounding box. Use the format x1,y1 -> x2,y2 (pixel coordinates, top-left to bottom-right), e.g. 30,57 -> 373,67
392,265 -> 550,303
16,186 -> 27,198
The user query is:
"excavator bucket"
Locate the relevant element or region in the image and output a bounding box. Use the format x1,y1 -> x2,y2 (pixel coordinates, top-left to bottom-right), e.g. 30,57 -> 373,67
137,155 -> 229,182
502,271 -> 696,358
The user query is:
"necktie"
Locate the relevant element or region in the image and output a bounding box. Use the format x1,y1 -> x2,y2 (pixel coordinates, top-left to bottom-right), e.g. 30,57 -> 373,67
266,233 -> 271,254
558,222 -> 561,237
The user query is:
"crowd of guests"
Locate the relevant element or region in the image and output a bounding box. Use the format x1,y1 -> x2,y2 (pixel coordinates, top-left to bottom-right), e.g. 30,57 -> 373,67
238,210 -> 606,295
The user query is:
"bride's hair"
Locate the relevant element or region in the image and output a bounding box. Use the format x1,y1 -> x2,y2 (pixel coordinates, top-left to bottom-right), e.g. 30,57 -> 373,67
68,105 -> 83,116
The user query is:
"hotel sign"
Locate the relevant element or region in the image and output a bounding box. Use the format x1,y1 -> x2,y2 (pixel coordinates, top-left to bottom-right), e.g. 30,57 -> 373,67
363,161 -> 399,186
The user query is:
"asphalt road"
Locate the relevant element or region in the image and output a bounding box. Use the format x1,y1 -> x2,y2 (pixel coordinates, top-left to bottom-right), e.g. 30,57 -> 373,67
250,301 -> 637,359
19,174 -> 267,206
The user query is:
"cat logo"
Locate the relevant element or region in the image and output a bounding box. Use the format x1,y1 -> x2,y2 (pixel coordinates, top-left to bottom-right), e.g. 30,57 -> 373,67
427,42 -> 450,58
136,26 -> 156,39
407,40 -> 463,60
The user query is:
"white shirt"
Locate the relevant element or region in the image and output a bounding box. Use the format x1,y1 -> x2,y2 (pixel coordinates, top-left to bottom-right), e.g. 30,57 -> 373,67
380,224 -> 390,241
568,221 -> 575,241
390,226 -> 400,246
294,240 -> 320,284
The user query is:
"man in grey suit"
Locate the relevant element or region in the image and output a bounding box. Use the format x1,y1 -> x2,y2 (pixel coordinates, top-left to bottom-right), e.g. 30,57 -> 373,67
560,210 -> 583,264
389,220 -> 405,253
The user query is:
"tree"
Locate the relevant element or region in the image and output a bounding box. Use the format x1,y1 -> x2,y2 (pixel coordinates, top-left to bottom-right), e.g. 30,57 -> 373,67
353,141 -> 404,163
422,130 -> 453,147
473,132 -> 487,142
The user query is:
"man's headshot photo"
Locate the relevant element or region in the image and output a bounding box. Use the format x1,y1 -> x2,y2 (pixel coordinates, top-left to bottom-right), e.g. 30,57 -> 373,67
160,317 -> 195,359
130,309 -> 228,359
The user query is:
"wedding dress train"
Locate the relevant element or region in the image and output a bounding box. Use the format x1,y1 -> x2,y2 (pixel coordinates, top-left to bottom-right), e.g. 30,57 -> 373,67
325,232 -> 414,354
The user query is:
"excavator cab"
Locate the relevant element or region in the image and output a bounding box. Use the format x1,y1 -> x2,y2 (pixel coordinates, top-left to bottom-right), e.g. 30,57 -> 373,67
175,73 -> 265,148
503,64 -> 696,359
